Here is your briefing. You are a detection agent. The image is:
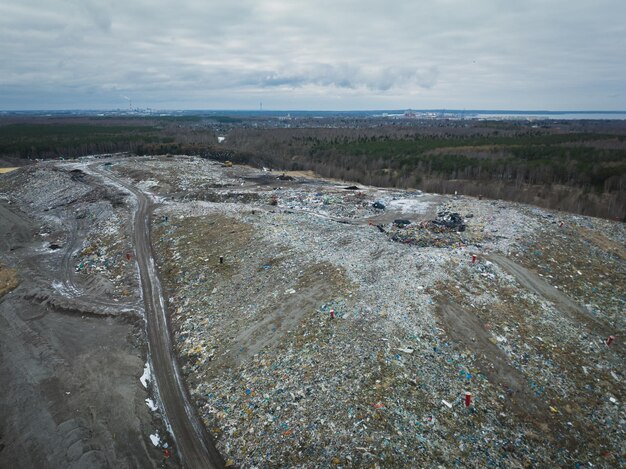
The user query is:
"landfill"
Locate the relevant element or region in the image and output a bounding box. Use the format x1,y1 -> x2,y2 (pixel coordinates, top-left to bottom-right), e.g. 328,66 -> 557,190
1,164 -> 142,308
98,156 -> 624,467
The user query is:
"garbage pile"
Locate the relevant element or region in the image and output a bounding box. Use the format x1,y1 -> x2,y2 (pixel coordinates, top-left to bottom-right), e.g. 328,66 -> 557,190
432,211 -> 466,231
512,212 -> 626,329
386,211 -> 474,248
271,188 -> 375,220
114,156 -> 625,468
75,244 -> 112,273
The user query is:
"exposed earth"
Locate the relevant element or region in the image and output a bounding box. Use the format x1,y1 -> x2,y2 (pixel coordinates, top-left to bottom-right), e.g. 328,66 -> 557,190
1,154 -> 624,468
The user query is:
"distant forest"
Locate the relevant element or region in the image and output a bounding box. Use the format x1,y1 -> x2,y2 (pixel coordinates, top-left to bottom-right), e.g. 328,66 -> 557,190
1,117 -> 624,220
0,118 -> 216,161
220,123 -> 626,221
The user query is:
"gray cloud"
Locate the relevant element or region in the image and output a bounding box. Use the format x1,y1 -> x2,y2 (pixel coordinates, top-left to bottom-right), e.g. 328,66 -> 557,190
248,64 -> 439,91
0,0 -> 625,109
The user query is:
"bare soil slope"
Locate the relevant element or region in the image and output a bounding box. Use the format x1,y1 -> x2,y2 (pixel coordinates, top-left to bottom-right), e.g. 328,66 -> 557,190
0,164 -> 175,468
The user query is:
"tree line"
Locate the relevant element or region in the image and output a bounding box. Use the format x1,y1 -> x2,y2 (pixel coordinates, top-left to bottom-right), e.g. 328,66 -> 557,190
220,126 -> 626,221
1,118 -> 624,220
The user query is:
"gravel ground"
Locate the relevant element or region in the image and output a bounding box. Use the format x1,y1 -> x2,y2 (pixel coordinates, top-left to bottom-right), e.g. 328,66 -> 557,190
0,161 -> 174,468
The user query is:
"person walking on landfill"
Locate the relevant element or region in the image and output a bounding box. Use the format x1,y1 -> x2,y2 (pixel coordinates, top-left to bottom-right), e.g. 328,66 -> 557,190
329,308 -> 335,319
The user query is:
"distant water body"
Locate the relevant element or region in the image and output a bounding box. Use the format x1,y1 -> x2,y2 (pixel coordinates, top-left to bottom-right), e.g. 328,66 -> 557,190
199,109 -> 626,120
3,109 -> 626,120
470,111 -> 626,120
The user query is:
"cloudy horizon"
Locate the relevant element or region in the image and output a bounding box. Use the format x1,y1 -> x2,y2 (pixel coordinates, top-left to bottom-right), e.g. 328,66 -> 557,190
1,0 -> 625,111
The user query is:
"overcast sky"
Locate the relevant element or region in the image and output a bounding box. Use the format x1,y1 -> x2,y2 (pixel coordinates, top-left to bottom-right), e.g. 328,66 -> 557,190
1,0 -> 625,110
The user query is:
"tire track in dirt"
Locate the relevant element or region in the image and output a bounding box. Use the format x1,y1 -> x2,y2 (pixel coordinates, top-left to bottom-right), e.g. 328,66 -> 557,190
576,226 -> 626,261
92,164 -> 224,469
436,296 -> 583,449
437,296 -> 548,419
487,253 -> 622,351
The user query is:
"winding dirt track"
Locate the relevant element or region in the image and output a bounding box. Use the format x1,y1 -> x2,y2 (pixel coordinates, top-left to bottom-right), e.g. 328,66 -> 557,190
93,164 -> 224,469
487,253 -> 623,352
437,297 -> 548,418
487,254 -> 608,329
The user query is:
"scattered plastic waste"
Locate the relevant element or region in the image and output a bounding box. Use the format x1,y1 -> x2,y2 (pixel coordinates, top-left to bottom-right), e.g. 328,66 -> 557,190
92,156 -> 626,468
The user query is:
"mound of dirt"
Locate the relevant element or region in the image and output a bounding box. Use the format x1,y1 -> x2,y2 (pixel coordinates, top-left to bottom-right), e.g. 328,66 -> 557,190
0,264 -> 19,296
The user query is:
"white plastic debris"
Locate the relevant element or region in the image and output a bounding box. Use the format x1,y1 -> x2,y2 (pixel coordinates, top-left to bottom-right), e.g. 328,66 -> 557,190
145,398 -> 158,411
149,433 -> 160,446
140,361 -> 151,388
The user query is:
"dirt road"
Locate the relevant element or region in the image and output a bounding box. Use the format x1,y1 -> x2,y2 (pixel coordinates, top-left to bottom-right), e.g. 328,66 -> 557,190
487,253 -> 621,345
437,297 -> 549,419
92,165 -> 224,469
0,193 -> 164,467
